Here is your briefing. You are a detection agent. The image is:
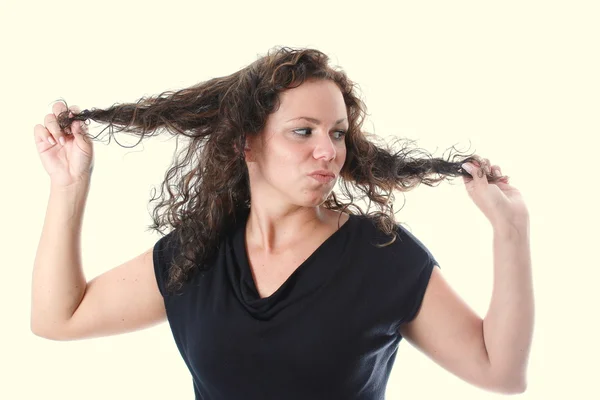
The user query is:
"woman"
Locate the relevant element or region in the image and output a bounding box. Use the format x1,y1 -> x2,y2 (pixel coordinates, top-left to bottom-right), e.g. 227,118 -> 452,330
31,46 -> 532,399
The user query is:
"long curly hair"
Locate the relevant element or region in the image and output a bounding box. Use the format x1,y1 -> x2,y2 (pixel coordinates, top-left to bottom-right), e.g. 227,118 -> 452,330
56,46 -> 506,295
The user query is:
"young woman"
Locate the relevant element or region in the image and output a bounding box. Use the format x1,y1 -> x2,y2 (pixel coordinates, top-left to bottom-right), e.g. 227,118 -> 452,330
31,46 -> 532,399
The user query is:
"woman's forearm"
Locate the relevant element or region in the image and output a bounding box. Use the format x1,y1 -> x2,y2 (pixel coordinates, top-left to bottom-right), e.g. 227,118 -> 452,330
31,181 -> 90,338
483,222 -> 534,391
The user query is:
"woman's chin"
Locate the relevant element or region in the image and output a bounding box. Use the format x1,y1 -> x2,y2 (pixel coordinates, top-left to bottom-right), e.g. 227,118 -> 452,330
296,190 -> 333,207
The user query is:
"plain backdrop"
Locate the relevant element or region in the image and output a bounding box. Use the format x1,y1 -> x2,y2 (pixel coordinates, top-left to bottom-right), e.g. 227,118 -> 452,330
1,0 -> 598,398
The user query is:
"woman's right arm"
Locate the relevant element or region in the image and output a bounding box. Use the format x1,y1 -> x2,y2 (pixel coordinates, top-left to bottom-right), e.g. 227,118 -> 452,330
30,181 -> 167,341
31,102 -> 166,341
30,180 -> 89,338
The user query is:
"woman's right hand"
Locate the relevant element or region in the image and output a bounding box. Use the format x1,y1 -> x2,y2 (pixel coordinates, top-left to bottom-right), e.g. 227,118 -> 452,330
34,102 -> 95,188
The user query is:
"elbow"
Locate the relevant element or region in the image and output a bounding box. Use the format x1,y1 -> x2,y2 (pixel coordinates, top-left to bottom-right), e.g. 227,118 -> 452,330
485,358 -> 528,394
500,380 -> 527,395
30,320 -> 69,342
31,325 -> 64,341
490,373 -> 527,394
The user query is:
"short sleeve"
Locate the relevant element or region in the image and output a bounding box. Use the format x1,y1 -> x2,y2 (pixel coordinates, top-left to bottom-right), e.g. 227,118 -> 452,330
152,229 -> 178,298
402,253 -> 441,325
395,225 -> 442,326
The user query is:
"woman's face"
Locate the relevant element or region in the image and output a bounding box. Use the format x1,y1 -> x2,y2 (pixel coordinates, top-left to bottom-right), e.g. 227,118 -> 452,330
245,78 -> 349,208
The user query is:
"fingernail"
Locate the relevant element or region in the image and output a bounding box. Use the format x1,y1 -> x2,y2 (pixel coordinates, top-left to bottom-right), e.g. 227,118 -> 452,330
59,137 -> 65,146
461,163 -> 472,172
48,137 -> 56,145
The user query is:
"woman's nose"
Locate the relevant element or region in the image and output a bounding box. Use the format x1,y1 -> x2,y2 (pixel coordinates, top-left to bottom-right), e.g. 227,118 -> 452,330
313,134 -> 336,161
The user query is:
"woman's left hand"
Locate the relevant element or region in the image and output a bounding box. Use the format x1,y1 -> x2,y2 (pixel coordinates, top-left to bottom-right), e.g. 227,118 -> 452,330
461,158 -> 529,231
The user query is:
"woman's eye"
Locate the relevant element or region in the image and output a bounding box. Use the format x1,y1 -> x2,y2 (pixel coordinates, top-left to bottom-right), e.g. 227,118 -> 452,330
293,128 -> 346,140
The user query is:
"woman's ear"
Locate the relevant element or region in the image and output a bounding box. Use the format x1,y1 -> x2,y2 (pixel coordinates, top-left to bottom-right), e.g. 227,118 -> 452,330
244,143 -> 253,162
234,140 -> 252,161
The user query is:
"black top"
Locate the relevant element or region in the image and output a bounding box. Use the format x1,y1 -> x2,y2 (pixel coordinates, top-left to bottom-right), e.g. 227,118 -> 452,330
153,209 -> 440,399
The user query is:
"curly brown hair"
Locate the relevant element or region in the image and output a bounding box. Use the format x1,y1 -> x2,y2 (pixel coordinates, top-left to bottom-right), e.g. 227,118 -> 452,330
56,46 -> 506,295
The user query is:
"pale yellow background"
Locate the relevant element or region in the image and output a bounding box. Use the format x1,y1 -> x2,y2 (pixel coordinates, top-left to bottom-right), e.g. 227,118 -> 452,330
1,0 -> 598,398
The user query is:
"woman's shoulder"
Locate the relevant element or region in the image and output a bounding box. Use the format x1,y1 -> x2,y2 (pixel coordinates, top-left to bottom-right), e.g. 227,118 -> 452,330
351,213 -> 431,252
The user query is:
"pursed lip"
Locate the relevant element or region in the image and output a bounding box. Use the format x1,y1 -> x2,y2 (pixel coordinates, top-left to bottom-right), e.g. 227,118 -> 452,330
308,170 -> 335,178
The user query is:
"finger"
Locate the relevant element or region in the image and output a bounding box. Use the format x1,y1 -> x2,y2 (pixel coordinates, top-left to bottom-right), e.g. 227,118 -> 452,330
476,158 -> 490,181
470,158 -> 491,179
43,113 -> 65,146
475,158 -> 491,179
483,158 -> 491,176
72,120 -> 87,136
68,105 -> 82,126
492,165 -> 509,180
67,105 -> 88,136
496,167 -> 510,183
461,162 -> 478,179
52,101 -> 71,131
466,161 -> 491,187
52,101 -> 68,117
34,123 -> 56,147
69,105 -> 82,114
46,102 -> 72,147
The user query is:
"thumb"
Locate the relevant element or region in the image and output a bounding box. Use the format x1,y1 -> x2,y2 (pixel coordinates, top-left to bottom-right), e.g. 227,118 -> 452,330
74,119 -> 88,135
461,162 -> 476,180
461,162 -> 473,174
64,106 -> 87,139
461,162 -> 484,191
71,119 -> 94,153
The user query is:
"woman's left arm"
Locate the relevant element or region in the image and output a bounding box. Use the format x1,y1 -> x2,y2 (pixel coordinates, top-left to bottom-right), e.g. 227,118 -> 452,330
399,223 -> 533,394
399,158 -> 533,394
462,158 -> 534,390
483,223 -> 534,391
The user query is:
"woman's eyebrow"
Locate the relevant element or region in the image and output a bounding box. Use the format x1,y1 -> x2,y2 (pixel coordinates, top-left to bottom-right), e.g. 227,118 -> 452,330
286,116 -> 347,125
